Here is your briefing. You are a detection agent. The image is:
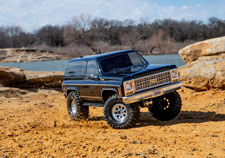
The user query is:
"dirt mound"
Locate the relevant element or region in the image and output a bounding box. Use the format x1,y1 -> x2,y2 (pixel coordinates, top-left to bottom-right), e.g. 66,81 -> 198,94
0,87 -> 225,157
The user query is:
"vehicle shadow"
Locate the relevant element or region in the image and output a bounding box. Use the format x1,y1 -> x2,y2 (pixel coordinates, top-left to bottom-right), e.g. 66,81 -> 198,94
137,111 -> 225,127
88,116 -> 104,121
87,111 -> 225,128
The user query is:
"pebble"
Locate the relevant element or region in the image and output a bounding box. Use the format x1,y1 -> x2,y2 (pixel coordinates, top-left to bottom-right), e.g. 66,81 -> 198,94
18,144 -> 23,148
209,112 -> 216,121
53,121 -> 57,127
120,135 -> 127,139
126,151 -> 132,156
130,141 -> 137,144
26,109 -> 31,112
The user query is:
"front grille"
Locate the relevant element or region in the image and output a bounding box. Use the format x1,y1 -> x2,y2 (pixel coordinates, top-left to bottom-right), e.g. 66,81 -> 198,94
134,71 -> 171,92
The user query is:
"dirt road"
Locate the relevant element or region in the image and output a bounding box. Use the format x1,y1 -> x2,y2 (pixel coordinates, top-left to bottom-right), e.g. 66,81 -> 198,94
0,87 -> 225,158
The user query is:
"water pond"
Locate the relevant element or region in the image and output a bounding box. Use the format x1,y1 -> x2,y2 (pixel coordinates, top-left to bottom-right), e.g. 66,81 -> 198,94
0,54 -> 185,71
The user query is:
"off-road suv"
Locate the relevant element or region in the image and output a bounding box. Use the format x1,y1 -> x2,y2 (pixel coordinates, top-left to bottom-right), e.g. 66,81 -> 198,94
62,50 -> 182,129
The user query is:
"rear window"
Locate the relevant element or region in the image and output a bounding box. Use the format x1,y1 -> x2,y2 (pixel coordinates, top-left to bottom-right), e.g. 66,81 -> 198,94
66,60 -> 86,76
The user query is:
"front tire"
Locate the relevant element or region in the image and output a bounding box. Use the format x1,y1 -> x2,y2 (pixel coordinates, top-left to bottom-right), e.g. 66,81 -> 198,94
149,91 -> 182,121
104,95 -> 140,129
67,91 -> 89,120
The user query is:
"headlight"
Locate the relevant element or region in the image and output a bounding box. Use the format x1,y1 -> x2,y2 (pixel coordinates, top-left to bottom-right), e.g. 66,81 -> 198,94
170,69 -> 179,80
125,82 -> 132,91
123,80 -> 135,96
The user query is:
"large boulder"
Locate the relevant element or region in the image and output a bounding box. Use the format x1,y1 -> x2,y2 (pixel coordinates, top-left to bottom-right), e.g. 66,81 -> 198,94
178,58 -> 225,91
179,36 -> 225,63
21,71 -> 64,88
0,67 -> 26,87
178,36 -> 225,91
0,66 -> 64,88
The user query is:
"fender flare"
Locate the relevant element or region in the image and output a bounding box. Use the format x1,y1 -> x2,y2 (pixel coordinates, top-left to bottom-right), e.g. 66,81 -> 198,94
66,86 -> 80,96
101,88 -> 119,96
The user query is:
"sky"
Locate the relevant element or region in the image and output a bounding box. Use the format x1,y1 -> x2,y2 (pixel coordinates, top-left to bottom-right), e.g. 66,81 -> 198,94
0,0 -> 224,32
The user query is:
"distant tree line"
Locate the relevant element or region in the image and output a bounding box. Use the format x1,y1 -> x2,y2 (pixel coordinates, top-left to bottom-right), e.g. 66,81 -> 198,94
0,16 -> 225,55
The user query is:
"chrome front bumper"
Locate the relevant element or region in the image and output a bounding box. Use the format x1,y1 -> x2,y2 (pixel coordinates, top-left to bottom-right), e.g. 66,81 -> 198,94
122,82 -> 182,104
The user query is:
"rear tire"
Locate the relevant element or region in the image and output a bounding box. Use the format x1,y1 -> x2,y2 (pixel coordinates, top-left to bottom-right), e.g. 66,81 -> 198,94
67,91 -> 89,120
104,95 -> 140,129
149,91 -> 182,121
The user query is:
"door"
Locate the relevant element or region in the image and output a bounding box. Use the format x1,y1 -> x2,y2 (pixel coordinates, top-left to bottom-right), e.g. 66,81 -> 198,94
80,59 -> 102,102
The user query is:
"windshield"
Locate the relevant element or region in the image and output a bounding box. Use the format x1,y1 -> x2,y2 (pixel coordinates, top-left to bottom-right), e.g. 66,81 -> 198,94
99,51 -> 147,73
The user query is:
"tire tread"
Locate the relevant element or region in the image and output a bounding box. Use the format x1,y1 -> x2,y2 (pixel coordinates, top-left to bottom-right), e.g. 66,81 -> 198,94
104,95 -> 140,129
149,91 -> 182,121
67,91 -> 89,120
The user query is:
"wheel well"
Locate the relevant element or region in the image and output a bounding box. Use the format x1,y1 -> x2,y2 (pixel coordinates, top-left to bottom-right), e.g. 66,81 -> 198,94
67,89 -> 78,96
102,90 -> 117,102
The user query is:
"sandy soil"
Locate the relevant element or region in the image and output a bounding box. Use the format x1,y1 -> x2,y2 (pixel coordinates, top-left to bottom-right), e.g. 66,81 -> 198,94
0,87 -> 225,158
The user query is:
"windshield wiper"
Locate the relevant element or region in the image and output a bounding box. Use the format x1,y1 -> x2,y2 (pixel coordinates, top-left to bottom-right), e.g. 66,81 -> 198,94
132,64 -> 143,68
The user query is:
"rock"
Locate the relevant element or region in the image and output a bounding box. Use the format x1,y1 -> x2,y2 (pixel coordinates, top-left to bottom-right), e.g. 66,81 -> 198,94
0,87 -> 29,98
0,66 -> 63,88
120,135 -> 127,139
20,71 -> 64,88
53,121 -> 57,127
179,36 -> 225,63
130,141 -> 137,144
0,66 -> 26,87
209,112 -> 216,121
178,59 -> 225,91
18,144 -> 23,148
178,36 -> 225,91
0,48 -> 68,63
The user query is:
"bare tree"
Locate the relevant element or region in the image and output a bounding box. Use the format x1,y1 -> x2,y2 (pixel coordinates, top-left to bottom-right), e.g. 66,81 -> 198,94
0,26 -> 34,48
120,28 -> 141,49
0,16 -> 225,54
35,25 -> 64,47
64,14 -> 105,54
147,29 -> 176,54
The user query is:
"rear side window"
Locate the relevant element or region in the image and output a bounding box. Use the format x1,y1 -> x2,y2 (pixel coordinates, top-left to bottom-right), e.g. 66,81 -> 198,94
66,61 -> 86,76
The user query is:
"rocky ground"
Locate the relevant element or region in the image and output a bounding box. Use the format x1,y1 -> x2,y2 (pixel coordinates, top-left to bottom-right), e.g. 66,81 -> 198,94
0,87 -> 225,158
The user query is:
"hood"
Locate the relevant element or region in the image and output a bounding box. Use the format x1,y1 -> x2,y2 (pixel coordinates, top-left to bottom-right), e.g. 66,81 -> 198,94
103,64 -> 176,80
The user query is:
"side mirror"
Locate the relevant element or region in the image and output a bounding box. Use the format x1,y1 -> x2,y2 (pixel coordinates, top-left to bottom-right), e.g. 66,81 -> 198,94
88,74 -> 99,80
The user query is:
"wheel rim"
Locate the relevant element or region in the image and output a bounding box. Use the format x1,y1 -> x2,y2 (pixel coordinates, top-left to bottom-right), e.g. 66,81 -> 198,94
71,99 -> 77,115
112,104 -> 128,122
162,97 -> 170,110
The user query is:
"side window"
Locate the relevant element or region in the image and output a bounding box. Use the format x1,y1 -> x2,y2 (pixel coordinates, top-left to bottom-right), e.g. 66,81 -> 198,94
86,60 -> 99,75
66,61 -> 86,76
128,52 -> 144,65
